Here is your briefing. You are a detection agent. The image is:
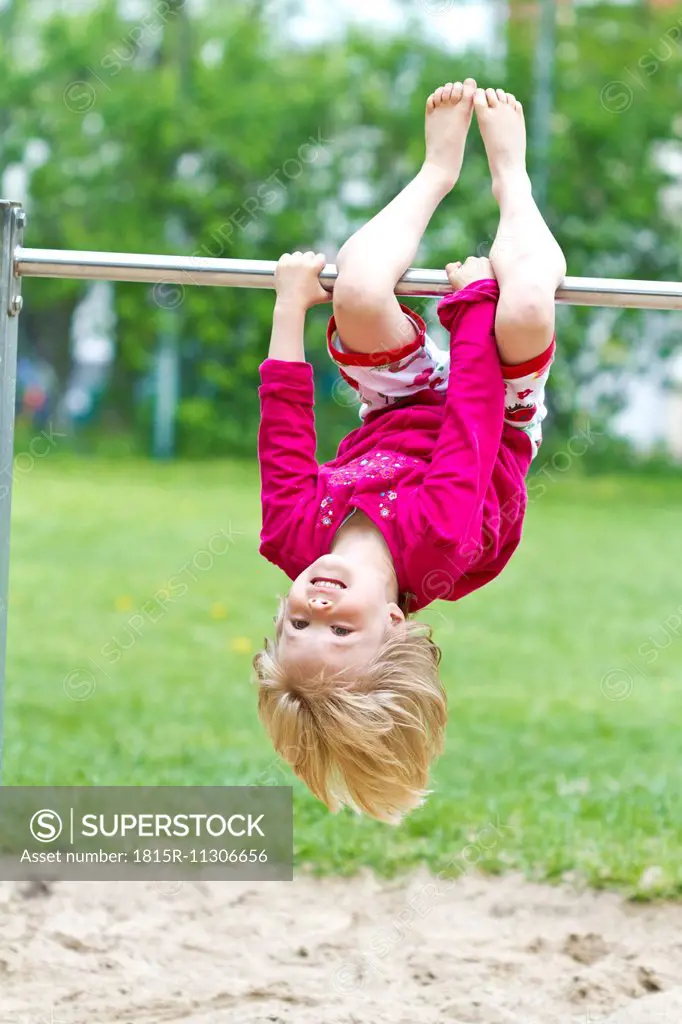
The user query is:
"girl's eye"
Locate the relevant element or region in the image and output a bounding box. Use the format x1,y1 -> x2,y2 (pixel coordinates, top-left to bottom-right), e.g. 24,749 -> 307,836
291,619 -> 308,630
331,626 -> 352,637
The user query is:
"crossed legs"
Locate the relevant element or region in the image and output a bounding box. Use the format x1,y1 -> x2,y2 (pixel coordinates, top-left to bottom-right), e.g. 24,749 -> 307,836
332,80 -> 566,367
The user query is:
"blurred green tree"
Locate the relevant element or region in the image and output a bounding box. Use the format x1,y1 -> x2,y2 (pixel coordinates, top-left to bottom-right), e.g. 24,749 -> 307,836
508,1 -> 682,437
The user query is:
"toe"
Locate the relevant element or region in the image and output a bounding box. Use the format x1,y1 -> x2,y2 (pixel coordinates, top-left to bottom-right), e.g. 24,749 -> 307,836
442,82 -> 454,101
506,92 -> 516,106
434,86 -> 445,106
485,88 -> 498,107
462,78 -> 476,100
450,82 -> 465,106
474,87 -> 487,109
426,92 -> 436,112
496,88 -> 506,103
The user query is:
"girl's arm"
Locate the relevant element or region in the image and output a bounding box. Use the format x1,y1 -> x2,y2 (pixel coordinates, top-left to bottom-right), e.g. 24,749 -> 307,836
410,264 -> 505,557
258,253 -> 330,559
268,301 -> 308,361
267,250 -> 330,360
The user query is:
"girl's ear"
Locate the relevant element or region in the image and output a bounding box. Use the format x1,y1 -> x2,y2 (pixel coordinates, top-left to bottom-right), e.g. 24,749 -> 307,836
388,604 -> 406,627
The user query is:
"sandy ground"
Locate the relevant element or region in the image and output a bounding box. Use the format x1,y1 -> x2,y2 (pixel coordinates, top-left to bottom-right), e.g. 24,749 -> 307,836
1,871 -> 681,1024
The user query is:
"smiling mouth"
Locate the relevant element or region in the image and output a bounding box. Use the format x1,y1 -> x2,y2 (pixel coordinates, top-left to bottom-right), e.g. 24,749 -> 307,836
311,577 -> 347,590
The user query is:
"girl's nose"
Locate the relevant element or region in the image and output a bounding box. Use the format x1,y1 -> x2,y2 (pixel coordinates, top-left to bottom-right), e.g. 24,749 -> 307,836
308,596 -> 331,610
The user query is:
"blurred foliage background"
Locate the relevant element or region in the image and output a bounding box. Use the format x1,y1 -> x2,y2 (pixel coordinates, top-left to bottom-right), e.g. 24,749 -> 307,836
2,0 -> 682,464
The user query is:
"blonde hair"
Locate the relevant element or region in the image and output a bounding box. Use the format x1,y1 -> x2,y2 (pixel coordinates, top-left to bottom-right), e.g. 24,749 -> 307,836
253,599 -> 446,825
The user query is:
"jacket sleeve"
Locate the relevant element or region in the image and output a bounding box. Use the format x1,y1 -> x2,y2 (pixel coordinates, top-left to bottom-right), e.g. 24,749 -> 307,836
409,279 -> 505,560
257,359 -> 320,567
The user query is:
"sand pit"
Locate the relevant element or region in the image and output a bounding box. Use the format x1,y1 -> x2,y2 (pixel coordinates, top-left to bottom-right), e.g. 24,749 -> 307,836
1,871 -> 681,1023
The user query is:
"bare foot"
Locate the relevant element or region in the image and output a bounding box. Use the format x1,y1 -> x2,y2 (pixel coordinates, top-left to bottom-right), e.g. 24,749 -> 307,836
423,78 -> 477,192
474,87 -> 531,201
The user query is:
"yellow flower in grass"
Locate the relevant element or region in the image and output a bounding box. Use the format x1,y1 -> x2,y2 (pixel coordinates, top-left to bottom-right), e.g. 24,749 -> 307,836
210,603 -> 228,620
115,595 -> 134,612
229,637 -> 252,655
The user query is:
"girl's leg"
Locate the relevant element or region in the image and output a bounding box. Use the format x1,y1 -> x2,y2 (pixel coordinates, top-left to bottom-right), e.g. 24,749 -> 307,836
333,78 -> 477,356
475,88 -> 567,366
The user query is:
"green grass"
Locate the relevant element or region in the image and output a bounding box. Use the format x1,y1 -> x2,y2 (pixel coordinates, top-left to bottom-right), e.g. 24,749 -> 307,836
4,457 -> 682,896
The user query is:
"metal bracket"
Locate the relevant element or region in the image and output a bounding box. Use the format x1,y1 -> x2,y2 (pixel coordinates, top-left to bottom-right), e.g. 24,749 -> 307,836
8,206 -> 25,317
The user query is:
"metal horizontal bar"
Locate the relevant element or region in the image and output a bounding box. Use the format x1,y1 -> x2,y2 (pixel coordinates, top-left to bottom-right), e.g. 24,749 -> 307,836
14,247 -> 682,310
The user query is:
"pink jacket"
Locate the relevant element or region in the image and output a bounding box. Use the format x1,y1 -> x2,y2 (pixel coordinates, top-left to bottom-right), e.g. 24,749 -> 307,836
258,280 -> 536,613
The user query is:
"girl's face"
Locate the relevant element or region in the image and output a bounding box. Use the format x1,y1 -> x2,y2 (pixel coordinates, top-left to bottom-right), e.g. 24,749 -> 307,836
278,554 -> 404,679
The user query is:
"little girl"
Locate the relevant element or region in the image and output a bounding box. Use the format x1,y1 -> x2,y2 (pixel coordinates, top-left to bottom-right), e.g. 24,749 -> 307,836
254,79 -> 566,824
